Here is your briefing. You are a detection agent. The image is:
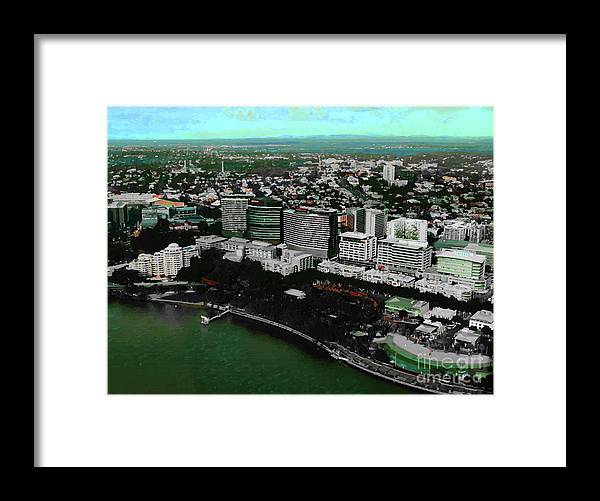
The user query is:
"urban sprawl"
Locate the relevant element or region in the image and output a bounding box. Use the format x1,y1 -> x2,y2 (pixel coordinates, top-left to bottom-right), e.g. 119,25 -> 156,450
108,144 -> 494,394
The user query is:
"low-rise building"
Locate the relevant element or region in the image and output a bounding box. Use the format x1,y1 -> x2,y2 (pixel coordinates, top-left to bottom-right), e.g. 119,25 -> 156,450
384,296 -> 430,317
362,269 -> 416,287
245,240 -> 277,261
261,249 -> 314,276
414,321 -> 445,339
415,277 -> 474,301
195,235 -> 227,251
376,238 -> 433,273
436,249 -> 486,281
222,237 -> 250,254
317,260 -> 366,279
454,328 -> 481,350
469,310 -> 494,331
338,231 -> 377,265
427,307 -> 457,321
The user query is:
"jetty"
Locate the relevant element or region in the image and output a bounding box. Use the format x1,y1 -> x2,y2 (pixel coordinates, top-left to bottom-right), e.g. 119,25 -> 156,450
201,304 -> 230,325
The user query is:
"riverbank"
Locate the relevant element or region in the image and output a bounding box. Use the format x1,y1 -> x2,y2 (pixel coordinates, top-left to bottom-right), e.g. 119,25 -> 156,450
109,292 -> 487,394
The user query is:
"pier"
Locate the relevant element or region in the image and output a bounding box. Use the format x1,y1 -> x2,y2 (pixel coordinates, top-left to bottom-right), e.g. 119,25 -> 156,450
201,304 -> 230,324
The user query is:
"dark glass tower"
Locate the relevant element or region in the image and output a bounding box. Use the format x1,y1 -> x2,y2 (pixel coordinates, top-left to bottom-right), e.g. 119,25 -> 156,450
246,198 -> 283,243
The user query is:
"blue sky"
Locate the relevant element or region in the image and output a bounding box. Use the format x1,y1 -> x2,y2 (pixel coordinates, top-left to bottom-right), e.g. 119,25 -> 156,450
108,106 -> 493,140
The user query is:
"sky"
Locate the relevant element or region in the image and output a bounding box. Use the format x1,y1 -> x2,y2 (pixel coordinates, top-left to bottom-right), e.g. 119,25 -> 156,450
108,106 -> 493,140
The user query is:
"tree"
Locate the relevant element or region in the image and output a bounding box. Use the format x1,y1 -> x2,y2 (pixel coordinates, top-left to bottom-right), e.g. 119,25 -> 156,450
110,268 -> 142,286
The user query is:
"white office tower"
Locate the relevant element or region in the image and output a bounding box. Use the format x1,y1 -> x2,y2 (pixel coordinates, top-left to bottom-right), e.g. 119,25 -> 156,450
376,238 -> 433,273
283,208 -> 338,259
387,217 -> 428,243
128,253 -> 153,276
383,163 -> 396,185
364,209 -> 387,238
221,194 -> 254,234
339,232 -> 377,265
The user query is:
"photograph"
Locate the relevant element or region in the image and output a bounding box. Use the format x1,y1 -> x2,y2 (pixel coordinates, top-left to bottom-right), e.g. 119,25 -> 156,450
107,106 -> 495,395
36,34 -> 566,467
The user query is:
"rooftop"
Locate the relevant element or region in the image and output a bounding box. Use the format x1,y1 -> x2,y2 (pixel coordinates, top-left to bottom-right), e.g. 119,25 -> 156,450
455,328 -> 480,345
249,240 -> 274,247
385,296 -> 428,311
340,231 -> 373,240
437,249 -> 486,264
196,235 -> 227,244
429,307 -> 457,319
471,310 -> 493,323
379,237 -> 428,249
415,323 -> 438,335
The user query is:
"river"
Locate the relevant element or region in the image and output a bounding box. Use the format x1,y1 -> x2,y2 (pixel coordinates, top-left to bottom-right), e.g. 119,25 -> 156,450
108,299 -> 419,394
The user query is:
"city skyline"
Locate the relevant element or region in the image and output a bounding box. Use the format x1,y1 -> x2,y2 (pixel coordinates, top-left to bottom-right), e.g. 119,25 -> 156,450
108,106 -> 493,140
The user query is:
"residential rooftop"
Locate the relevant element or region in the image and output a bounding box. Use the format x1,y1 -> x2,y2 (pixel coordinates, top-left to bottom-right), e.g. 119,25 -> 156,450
471,310 -> 494,322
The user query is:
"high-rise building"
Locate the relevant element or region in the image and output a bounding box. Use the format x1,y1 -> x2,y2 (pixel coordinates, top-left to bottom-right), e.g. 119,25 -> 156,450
246,198 -> 283,242
221,194 -> 254,235
283,207 -> 339,259
107,201 -> 128,228
442,220 -> 488,243
140,206 -> 170,229
346,207 -> 366,233
383,163 -> 396,185
442,220 -> 469,241
182,244 -> 199,267
387,217 -> 428,243
376,238 -> 433,273
364,209 -> 387,238
338,232 -> 377,265
152,252 -> 164,276
131,243 -> 186,278
128,253 -> 154,276
162,243 -> 184,277
468,224 -> 487,243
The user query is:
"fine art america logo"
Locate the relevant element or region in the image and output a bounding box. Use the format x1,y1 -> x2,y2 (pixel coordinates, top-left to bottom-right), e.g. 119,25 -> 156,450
415,353 -> 487,385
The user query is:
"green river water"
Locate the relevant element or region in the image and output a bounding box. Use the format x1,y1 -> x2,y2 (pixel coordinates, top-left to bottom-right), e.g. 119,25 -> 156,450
108,299 -> 418,394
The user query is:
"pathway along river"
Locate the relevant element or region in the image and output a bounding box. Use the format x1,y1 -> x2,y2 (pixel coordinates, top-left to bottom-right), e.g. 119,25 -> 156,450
108,299 -> 420,394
